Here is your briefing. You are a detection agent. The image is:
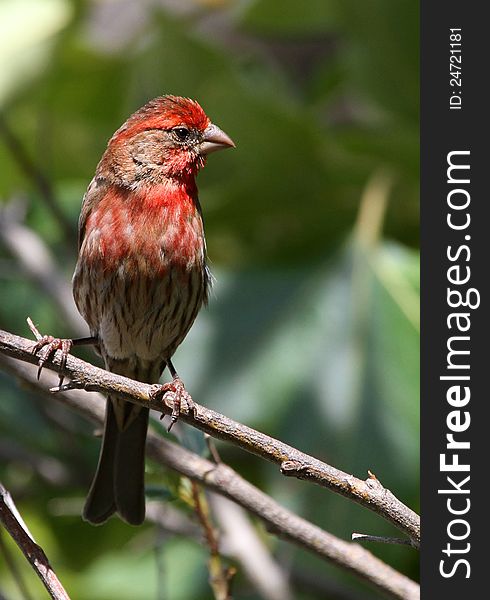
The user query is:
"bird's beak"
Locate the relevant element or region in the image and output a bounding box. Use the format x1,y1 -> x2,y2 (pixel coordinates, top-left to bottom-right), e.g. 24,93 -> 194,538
200,123 -> 235,155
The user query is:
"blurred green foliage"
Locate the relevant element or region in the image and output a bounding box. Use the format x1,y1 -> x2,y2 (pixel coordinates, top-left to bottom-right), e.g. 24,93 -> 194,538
0,1 -> 419,599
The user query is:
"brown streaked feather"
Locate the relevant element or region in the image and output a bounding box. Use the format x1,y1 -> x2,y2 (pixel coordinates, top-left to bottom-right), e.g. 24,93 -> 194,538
77,176 -> 109,251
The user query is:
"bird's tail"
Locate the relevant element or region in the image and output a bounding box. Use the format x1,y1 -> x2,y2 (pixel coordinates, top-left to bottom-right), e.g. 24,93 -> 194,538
83,397 -> 149,526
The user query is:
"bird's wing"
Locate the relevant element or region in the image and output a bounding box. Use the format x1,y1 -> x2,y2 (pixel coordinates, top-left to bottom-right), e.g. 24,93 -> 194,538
78,176 -> 109,250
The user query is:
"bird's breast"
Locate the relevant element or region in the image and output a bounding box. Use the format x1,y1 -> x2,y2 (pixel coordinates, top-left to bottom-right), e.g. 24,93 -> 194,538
83,182 -> 205,273
73,182 -> 209,361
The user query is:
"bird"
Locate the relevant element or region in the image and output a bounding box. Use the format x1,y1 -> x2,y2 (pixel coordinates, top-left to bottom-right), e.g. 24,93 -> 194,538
39,95 -> 234,525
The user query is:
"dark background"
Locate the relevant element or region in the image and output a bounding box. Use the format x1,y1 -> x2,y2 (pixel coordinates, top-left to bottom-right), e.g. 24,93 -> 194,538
421,3 -> 487,597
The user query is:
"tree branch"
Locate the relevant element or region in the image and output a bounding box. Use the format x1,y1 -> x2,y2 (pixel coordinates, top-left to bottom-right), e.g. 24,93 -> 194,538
0,327 -> 420,550
0,353 -> 419,600
0,483 -> 70,600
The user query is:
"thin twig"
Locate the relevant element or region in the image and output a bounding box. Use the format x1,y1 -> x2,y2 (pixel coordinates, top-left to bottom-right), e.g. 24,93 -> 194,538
0,483 -> 70,600
205,434 -> 223,465
209,494 -> 293,600
115,499 -> 292,600
0,355 -> 420,600
191,482 -> 235,600
191,482 -> 219,556
352,533 -> 415,547
0,327 -> 420,549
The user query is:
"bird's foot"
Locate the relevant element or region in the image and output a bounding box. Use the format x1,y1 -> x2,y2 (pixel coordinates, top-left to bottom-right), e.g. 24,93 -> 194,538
27,317 -> 73,385
151,377 -> 195,432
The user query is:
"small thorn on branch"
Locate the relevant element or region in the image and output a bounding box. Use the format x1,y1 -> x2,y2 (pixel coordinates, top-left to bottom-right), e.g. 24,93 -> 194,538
365,470 -> 385,491
27,317 -> 42,341
352,533 -> 415,547
49,381 -> 82,393
280,460 -> 308,476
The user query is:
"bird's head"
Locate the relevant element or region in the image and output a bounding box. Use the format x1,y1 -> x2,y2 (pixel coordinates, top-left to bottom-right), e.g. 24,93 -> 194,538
99,95 -> 235,185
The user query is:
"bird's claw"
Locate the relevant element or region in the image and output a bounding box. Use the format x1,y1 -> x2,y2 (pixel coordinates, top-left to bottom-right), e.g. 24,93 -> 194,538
151,378 -> 195,432
31,335 -> 73,385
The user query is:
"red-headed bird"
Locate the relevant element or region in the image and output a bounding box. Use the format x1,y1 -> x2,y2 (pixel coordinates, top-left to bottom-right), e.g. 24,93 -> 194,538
71,96 -> 234,525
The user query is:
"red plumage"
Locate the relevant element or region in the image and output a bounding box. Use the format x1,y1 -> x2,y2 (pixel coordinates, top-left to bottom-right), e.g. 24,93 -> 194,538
72,95 -> 234,525
114,96 -> 211,142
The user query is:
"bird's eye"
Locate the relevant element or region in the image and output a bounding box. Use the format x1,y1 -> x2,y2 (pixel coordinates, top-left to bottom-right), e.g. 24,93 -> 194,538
173,127 -> 190,141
